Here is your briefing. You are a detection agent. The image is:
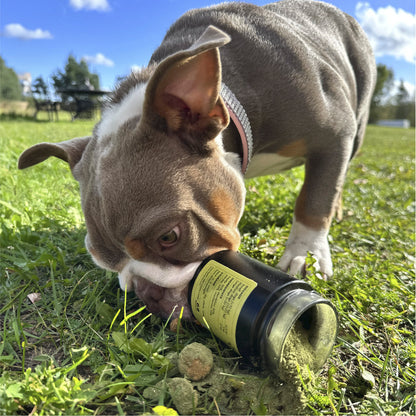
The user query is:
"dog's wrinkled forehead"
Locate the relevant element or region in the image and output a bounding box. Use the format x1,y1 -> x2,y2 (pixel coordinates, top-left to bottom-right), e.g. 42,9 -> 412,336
88,112 -> 220,225
95,125 -> 177,199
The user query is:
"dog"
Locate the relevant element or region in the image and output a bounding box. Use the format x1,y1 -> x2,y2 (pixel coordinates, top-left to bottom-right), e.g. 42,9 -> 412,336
18,0 -> 376,319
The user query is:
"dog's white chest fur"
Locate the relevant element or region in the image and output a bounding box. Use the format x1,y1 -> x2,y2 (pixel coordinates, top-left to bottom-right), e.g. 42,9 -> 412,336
244,153 -> 305,178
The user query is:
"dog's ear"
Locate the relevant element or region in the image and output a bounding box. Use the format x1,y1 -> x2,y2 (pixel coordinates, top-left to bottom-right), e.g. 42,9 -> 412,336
18,136 -> 91,177
144,26 -> 231,148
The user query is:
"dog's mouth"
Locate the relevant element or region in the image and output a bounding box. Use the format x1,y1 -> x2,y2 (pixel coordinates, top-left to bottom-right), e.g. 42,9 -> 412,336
118,259 -> 201,319
130,277 -> 192,319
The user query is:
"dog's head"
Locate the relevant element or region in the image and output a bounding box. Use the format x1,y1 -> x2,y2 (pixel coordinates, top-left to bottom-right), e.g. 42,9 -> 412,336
18,26 -> 246,318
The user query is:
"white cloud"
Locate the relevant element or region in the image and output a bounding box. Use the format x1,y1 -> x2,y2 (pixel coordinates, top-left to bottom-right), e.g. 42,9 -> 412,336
3,23 -> 53,40
83,53 -> 114,67
70,0 -> 110,11
356,2 -> 415,64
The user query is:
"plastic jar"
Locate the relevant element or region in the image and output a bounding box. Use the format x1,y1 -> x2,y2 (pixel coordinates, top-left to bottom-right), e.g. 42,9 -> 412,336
188,250 -> 338,375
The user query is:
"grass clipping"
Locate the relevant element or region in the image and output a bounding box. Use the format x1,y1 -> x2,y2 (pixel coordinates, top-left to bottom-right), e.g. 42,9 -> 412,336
160,324 -> 318,415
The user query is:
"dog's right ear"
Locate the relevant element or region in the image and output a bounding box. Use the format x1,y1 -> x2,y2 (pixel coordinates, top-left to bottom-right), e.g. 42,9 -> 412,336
18,136 -> 91,176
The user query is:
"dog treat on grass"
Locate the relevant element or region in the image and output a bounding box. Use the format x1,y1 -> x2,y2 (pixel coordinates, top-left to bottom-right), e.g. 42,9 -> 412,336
178,342 -> 214,381
143,378 -> 198,415
166,378 -> 198,415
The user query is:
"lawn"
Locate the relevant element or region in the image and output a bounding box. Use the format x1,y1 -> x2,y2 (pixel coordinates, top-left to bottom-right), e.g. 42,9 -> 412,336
0,119 -> 414,415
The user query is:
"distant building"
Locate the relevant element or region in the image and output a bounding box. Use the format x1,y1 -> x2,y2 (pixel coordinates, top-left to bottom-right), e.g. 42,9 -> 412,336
376,119 -> 410,128
18,72 -> 32,96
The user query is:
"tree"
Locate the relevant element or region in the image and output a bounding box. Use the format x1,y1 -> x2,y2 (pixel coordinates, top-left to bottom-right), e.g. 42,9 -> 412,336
52,55 -> 100,103
32,76 -> 49,100
394,80 -> 414,125
0,56 -> 23,100
369,64 -> 394,123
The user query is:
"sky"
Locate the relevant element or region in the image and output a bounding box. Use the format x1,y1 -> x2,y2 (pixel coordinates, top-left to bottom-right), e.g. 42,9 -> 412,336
0,0 -> 415,97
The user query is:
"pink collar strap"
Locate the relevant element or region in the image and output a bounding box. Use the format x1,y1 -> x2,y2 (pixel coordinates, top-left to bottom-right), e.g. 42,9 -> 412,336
221,83 -> 253,174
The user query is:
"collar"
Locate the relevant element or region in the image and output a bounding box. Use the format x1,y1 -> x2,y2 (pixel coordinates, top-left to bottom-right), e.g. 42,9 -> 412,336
220,83 -> 253,174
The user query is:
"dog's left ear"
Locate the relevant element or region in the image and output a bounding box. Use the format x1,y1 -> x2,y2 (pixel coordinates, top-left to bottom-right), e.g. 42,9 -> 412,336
144,25 -> 231,146
18,136 -> 91,179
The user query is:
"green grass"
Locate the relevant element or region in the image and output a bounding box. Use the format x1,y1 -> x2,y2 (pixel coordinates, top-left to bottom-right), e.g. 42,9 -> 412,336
0,121 -> 414,415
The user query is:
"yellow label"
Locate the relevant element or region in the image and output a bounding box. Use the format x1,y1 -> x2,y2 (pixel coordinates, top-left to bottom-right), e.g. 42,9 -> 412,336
191,260 -> 258,352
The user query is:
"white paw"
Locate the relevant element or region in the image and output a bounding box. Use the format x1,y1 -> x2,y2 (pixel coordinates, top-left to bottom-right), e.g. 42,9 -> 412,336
277,218 -> 333,279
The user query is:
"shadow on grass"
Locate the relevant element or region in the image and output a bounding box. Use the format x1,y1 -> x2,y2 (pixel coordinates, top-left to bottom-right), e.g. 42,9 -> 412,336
0,113 -> 41,122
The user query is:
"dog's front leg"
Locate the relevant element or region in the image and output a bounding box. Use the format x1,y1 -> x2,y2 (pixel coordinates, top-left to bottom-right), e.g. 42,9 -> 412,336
278,152 -> 350,279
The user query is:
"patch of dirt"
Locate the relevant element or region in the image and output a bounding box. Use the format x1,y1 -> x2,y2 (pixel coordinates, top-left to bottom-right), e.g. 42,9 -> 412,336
192,366 -> 307,415
158,340 -> 317,415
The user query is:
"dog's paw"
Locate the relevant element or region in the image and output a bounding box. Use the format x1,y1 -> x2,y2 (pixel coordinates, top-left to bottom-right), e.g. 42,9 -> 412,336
277,219 -> 333,279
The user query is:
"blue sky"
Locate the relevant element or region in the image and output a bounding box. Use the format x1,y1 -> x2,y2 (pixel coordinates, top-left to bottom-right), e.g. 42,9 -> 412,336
1,0 -> 415,96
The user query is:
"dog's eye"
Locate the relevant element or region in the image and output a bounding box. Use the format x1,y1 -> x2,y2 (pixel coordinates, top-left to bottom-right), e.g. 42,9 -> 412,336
158,226 -> 180,247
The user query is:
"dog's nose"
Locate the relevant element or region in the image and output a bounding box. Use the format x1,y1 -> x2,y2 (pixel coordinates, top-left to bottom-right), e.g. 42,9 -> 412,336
132,278 -> 166,314
138,280 -> 165,302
